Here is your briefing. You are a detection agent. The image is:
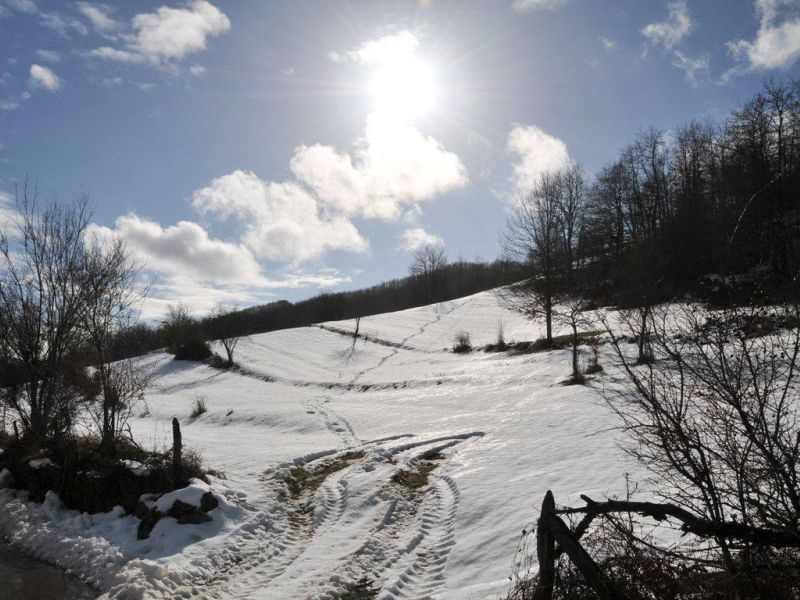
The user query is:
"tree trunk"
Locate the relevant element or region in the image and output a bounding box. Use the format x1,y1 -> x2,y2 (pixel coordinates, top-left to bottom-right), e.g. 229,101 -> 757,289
637,304 -> 650,363
571,322 -> 579,378
545,294 -> 553,344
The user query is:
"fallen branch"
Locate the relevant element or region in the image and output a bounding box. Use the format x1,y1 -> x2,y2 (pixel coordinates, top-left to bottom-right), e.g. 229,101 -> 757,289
558,495 -> 800,549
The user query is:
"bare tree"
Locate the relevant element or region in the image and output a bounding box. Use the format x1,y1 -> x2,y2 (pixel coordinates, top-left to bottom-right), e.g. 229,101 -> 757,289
409,244 -> 447,303
502,168 -> 586,345
81,233 -> 149,454
206,303 -> 241,367
555,296 -> 595,383
162,302 -> 194,354
603,300 -> 800,576
0,184 -> 92,443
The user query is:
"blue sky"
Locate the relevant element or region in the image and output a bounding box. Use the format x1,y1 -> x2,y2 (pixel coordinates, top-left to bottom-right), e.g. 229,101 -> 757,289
1,0 -> 798,317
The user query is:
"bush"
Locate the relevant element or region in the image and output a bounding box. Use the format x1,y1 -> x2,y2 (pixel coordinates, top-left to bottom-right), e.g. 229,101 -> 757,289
190,396 -> 208,418
584,345 -> 603,374
0,434 -> 207,514
452,331 -> 472,353
174,340 -> 212,361
496,319 -> 508,350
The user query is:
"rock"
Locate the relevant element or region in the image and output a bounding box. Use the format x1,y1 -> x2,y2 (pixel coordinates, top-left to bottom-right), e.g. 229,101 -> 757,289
134,501 -> 150,519
137,508 -> 162,539
167,499 -> 212,524
200,491 -> 219,512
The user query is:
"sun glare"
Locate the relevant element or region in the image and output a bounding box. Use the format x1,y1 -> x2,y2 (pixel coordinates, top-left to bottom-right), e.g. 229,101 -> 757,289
369,57 -> 437,120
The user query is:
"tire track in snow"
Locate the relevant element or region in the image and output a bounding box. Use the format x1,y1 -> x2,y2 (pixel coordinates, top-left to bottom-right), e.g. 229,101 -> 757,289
191,476 -> 306,597
310,433 -> 483,598
214,301 -> 477,597
378,474 -> 460,600
217,457 -> 360,599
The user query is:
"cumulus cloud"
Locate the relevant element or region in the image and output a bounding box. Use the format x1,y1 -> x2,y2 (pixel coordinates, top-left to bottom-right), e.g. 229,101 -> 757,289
512,0 -> 568,12
86,213 -> 356,319
333,30 -> 419,65
76,2 -> 121,33
184,30 -> 467,268
192,170 -> 369,263
728,0 -> 800,70
506,124 -> 571,193
399,228 -> 444,252
29,64 -> 61,91
290,115 -> 468,221
87,214 -> 265,285
642,0 -> 694,50
86,0 -> 230,68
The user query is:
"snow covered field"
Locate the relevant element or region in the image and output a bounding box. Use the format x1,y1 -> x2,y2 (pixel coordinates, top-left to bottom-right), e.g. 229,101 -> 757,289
0,289 -> 640,599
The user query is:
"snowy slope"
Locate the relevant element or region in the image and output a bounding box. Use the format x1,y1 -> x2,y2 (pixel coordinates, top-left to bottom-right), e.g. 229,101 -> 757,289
0,288 -> 640,599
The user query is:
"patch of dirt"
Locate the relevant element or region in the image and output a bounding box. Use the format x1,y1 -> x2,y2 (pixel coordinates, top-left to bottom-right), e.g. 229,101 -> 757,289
336,576 -> 380,599
392,460 -> 439,491
286,451 -> 364,497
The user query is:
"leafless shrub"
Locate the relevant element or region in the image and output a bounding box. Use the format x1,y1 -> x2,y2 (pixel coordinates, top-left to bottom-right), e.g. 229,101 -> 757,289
190,395 -> 208,418
453,331 -> 472,353
601,299 -> 800,583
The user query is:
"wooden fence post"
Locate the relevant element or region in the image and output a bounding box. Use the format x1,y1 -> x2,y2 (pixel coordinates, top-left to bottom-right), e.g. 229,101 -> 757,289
533,490 -> 556,600
172,417 -> 183,487
550,513 -> 626,600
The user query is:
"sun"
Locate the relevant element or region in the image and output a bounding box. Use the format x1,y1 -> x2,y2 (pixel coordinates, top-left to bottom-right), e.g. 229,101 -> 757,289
369,56 -> 437,120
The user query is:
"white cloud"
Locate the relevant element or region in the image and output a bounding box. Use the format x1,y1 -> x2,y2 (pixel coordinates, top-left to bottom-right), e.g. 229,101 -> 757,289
192,170 -> 369,263
642,0 -> 694,50
506,124 -> 571,193
85,46 -> 144,63
6,0 -> 37,14
184,30 -> 467,267
728,0 -> 800,70
399,228 -> 444,252
97,76 -> 124,87
599,36 -> 617,50
87,0 -> 230,67
290,114 -> 468,221
132,0 -> 230,62
34,49 -> 60,63
0,190 -> 19,225
76,2 -> 121,33
336,31 -> 419,66
87,214 -> 265,285
39,11 -> 88,37
29,64 -> 61,91
189,64 -> 206,76
87,213 -> 356,319
512,0 -> 568,12
672,50 -> 709,85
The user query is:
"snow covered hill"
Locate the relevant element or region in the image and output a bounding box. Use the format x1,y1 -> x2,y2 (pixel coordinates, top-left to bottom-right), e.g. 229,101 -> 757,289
0,288 -> 640,599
